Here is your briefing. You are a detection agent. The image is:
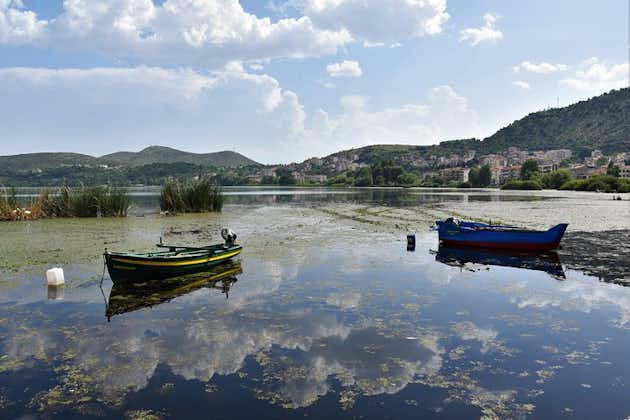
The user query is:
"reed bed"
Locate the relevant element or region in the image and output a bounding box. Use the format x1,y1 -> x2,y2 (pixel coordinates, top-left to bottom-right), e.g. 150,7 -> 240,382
0,186 -> 129,221
160,178 -> 223,214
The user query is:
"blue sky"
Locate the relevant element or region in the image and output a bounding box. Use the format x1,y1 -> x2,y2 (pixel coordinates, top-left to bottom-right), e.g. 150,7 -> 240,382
0,0 -> 627,163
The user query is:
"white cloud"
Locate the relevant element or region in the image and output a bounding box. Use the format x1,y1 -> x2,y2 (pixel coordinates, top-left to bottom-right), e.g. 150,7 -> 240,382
459,13 -> 503,46
304,0 -> 449,44
0,64 -> 481,163
0,0 -> 352,65
305,85 -> 480,155
326,59 -> 362,78
561,58 -> 629,93
0,0 -> 47,44
512,80 -> 530,89
513,60 -> 569,74
0,0 -> 452,65
0,64 -> 306,163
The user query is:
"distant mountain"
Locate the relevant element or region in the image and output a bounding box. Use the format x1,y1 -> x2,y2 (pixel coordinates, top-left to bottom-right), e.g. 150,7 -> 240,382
0,152 -> 95,172
99,146 -> 258,167
0,146 -> 259,173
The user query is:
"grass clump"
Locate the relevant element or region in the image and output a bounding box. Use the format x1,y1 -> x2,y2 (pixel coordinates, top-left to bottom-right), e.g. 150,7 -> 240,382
160,178 -> 223,214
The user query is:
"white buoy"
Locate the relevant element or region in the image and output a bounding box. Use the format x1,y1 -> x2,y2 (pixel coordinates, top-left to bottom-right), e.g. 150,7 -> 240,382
46,267 -> 65,286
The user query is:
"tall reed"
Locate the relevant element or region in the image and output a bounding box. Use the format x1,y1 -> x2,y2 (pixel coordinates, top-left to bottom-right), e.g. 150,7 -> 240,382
2,185 -> 129,220
160,178 -> 223,213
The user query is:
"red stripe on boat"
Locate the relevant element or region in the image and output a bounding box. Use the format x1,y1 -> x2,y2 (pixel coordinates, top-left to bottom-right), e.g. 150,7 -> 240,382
440,239 -> 561,251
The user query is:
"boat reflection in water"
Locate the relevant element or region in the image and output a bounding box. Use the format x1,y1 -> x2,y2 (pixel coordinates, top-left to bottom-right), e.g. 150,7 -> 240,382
104,261 -> 242,321
434,245 -> 565,279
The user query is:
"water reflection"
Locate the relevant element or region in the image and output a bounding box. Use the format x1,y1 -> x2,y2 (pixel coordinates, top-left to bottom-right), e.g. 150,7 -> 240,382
434,245 -> 566,278
104,262 -> 241,320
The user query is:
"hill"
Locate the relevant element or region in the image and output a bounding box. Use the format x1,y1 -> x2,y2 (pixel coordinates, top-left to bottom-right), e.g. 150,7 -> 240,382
0,152 -> 96,172
317,88 -> 629,167
99,146 -> 258,167
0,146 -> 259,174
480,88 -> 630,155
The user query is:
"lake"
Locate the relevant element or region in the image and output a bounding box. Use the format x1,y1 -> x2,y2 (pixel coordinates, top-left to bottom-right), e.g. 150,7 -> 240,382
1,188 -> 629,419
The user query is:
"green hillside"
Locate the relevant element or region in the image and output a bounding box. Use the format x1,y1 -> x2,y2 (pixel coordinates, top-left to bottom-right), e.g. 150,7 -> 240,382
99,146 -> 258,167
0,152 -> 95,172
480,88 -> 630,155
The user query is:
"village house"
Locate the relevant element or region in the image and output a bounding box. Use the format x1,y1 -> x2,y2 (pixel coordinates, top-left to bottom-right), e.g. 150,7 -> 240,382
570,165 -> 606,179
439,167 -> 470,183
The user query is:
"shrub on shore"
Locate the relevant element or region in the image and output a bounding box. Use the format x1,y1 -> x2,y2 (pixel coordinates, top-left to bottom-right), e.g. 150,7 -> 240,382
501,180 -> 543,190
559,175 -> 630,193
160,178 -> 223,214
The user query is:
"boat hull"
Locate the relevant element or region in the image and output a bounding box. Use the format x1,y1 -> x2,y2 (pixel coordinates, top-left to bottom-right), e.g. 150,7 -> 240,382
437,222 -> 568,251
105,245 -> 242,284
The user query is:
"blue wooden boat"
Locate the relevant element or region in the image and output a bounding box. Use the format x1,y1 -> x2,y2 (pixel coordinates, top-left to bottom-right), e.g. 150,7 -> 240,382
435,218 -> 568,250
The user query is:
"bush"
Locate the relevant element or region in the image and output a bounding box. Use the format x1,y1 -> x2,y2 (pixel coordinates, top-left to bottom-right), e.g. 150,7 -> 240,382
160,178 -> 223,213
559,175 -> 630,193
501,180 -> 543,190
540,169 -> 572,189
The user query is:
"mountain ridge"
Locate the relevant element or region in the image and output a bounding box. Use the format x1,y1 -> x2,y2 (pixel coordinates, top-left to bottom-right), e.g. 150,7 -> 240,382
0,146 -> 259,171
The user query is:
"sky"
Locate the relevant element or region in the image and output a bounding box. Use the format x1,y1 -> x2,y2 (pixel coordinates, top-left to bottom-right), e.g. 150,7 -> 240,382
0,0 -> 628,164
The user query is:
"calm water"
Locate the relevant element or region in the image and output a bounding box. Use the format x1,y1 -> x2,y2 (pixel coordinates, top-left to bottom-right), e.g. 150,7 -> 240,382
1,188 -> 629,419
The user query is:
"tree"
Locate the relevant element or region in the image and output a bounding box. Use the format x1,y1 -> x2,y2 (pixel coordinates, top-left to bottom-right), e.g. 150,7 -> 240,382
468,165 -> 491,187
596,156 -> 609,167
607,161 -> 620,177
540,169 -> 572,189
468,167 -> 480,187
478,164 -> 492,186
397,172 -> 419,186
520,159 -> 540,180
354,167 -> 373,186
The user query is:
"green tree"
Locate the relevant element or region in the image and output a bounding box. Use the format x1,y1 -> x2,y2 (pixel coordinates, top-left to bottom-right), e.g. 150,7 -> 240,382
478,164 -> 492,187
520,159 -> 540,180
397,172 -> 419,186
607,162 -> 620,177
596,156 -> 609,167
353,167 -> 373,186
540,169 -> 572,189
468,167 -> 480,187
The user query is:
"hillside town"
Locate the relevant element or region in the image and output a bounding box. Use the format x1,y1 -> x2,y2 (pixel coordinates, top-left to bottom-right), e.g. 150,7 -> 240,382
248,147 -> 630,186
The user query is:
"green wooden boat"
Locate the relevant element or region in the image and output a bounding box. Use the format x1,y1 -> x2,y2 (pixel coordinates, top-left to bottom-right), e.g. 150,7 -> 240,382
104,240 -> 242,284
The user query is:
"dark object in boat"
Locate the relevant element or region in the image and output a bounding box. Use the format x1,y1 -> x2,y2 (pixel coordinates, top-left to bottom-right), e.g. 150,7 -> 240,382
407,233 -> 416,251
435,218 -> 568,250
104,261 -> 242,320
104,229 -> 242,284
435,245 -> 565,278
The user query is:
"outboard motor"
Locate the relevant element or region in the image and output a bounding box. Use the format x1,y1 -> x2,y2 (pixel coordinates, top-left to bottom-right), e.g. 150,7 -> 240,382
221,228 -> 237,247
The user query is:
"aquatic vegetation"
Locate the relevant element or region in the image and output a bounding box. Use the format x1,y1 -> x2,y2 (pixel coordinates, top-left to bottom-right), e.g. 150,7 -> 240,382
1,185 -> 129,221
0,187 -> 18,220
159,178 -> 223,213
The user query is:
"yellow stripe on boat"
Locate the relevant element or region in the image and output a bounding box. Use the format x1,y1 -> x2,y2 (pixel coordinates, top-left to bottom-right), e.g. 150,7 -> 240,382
111,249 -> 242,267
